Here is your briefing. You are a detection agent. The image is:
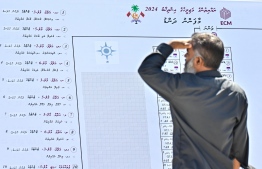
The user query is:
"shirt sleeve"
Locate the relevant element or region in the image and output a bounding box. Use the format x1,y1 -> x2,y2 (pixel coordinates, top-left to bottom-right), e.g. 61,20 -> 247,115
138,43 -> 181,102
230,101 -> 249,169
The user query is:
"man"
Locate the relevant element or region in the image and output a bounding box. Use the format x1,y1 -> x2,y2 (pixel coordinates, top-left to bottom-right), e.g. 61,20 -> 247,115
138,33 -> 249,169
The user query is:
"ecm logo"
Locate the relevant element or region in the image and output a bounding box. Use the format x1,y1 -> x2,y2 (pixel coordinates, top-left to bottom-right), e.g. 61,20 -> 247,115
221,20 -> 232,25
220,8 -> 232,25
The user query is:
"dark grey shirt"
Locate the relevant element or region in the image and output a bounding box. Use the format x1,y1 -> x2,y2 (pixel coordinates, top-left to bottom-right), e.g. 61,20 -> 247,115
138,43 -> 249,169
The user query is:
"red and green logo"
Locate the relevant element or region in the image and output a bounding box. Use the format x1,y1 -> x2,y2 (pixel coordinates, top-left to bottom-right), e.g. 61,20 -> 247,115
127,5 -> 145,24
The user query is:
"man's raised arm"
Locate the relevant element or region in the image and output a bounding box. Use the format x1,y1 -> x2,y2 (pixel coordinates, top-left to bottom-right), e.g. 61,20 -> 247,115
138,41 -> 191,102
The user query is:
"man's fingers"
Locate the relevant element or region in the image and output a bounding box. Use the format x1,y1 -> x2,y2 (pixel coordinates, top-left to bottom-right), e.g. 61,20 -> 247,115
184,42 -> 192,48
168,40 -> 192,49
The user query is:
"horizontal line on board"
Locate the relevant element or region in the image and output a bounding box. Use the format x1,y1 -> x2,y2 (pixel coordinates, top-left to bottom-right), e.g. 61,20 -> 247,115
72,36 -> 190,38
217,28 -> 262,30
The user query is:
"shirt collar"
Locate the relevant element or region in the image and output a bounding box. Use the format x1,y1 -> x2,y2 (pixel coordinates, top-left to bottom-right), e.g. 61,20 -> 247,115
195,70 -> 222,78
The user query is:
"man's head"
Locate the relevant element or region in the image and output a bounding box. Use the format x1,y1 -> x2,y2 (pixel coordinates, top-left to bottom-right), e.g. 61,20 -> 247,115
184,32 -> 224,73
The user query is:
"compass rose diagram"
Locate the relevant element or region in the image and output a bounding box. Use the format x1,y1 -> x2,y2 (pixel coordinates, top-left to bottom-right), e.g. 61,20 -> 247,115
96,42 -> 118,64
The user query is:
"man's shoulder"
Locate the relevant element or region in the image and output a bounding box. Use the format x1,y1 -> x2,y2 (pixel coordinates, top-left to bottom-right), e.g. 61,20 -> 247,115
220,78 -> 247,100
179,73 -> 247,99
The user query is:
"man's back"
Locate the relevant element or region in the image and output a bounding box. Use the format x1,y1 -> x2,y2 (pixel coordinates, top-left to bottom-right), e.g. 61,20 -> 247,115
167,72 -> 248,169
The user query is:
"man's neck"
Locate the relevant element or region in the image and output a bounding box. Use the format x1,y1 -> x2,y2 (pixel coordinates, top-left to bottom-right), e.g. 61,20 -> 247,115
195,67 -> 214,73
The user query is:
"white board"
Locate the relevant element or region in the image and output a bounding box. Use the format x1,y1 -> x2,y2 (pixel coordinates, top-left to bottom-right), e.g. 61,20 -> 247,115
0,1 -> 261,168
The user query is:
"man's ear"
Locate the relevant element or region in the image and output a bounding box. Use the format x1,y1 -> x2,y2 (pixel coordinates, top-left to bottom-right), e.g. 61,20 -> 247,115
193,57 -> 205,72
194,57 -> 203,66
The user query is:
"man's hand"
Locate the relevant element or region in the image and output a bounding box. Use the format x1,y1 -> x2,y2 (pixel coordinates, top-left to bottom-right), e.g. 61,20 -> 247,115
233,158 -> 240,169
168,40 -> 192,49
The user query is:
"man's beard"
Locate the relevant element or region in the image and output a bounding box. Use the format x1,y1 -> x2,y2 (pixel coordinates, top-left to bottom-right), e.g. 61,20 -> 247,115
184,57 -> 196,74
